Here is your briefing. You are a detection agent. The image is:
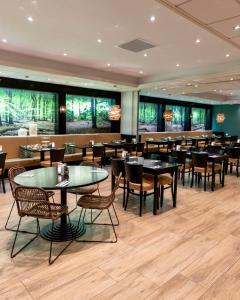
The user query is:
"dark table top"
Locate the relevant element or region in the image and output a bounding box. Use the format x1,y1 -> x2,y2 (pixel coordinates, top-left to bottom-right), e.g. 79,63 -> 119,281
14,166 -> 109,190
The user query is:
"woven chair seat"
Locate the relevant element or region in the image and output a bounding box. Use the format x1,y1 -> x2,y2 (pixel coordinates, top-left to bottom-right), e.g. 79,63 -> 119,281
229,158 -> 239,165
159,148 -> 168,153
158,174 -> 173,185
78,194 -> 112,210
68,184 -> 98,195
128,178 -> 154,192
22,202 -> 68,220
47,191 -> 55,198
179,164 -> 191,171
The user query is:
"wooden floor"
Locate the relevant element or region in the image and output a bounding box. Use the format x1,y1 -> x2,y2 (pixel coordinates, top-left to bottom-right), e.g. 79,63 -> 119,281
1,167 -> 240,299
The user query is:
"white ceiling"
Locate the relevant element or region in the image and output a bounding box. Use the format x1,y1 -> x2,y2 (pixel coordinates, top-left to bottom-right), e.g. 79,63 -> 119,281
0,0 -> 240,103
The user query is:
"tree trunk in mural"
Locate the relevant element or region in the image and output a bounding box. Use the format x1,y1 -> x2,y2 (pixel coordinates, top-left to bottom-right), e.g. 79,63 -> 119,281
91,97 -> 97,128
7,90 -> 13,124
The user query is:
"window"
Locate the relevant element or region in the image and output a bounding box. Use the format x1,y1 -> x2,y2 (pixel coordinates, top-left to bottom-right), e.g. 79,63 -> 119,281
0,88 -> 58,136
191,108 -> 206,131
164,105 -> 185,132
66,94 -> 115,133
138,102 -> 158,132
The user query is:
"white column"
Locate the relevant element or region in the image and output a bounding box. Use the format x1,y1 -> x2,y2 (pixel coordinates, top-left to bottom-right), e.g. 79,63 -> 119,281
121,91 -> 139,135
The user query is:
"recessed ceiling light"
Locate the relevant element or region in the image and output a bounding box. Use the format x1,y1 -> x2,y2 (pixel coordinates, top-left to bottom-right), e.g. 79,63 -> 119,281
47,78 -> 51,81
139,70 -> 143,74
162,88 -> 166,91
0,71 -> 2,74
63,53 -> 68,56
234,24 -> 240,30
186,83 -> 192,86
143,53 -> 148,57
181,92 -> 185,95
213,89 -> 217,92
97,39 -> 102,43
27,16 -> 34,22
230,77 -> 234,81
150,16 -> 156,22
176,63 -> 180,67
194,84 -> 198,88
195,39 -> 200,44
226,53 -> 230,57
107,63 -> 111,67
2,38 -> 7,43
230,92 -> 233,95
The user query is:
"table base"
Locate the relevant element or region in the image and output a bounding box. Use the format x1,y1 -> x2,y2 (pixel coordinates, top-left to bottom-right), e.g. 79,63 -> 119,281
40,220 -> 86,242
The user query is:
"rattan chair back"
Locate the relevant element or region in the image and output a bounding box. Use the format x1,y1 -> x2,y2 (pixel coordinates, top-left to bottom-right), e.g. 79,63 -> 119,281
8,166 -> 26,196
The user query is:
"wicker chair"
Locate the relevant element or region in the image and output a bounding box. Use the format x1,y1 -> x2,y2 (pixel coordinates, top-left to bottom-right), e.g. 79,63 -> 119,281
40,148 -> 65,167
0,152 -> 7,193
67,161 -> 100,219
11,186 -> 73,264
76,175 -> 121,243
6,166 -> 55,232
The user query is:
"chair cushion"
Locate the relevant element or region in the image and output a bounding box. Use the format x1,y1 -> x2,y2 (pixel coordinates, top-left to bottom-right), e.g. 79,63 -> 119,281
229,158 -> 239,165
158,174 -> 173,186
128,179 -> 154,192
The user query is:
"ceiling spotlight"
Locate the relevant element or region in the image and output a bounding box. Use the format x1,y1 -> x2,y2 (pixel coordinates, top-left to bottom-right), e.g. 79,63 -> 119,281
195,39 -> 200,44
213,89 -> 217,92
226,53 -> 230,57
150,16 -> 156,22
107,63 -> 111,67
97,39 -> 102,43
230,77 -> 234,81
176,63 -> 180,67
186,82 -> 192,86
47,78 -> 51,81
2,38 -> 7,43
181,92 -> 185,95
194,84 -> 198,88
139,70 -> 143,74
63,53 -> 68,56
162,88 -> 166,91
0,71 -> 2,74
234,24 -> 240,30
144,53 -> 148,57
27,16 -> 34,22
230,92 -> 233,95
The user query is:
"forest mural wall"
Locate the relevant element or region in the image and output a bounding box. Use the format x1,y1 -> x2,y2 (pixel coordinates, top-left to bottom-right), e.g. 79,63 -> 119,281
66,94 -> 115,133
138,102 -> 158,132
0,88 -> 57,136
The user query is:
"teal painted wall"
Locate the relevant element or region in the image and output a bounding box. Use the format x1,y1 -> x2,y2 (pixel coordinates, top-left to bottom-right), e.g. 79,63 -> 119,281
212,104 -> 240,137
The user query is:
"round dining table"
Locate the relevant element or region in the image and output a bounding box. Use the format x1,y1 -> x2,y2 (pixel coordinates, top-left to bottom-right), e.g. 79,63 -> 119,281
14,165 -> 109,242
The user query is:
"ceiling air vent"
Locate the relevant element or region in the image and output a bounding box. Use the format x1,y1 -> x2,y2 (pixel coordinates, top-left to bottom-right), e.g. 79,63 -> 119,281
118,38 -> 156,52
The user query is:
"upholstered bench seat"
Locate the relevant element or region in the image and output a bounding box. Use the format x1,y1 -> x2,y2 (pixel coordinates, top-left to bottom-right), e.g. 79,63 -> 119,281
5,158 -> 40,169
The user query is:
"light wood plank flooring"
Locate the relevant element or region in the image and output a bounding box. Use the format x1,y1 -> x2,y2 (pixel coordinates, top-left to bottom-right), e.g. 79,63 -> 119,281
1,167 -> 240,299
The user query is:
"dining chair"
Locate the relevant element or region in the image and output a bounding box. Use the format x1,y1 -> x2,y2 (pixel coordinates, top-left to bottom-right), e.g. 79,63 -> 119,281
111,158 -> 126,207
75,175 -> 121,243
123,143 -> 135,155
67,161 -> 100,218
40,148 -> 65,167
226,147 -> 240,177
11,186 -> 73,265
190,152 -> 222,191
0,152 -> 7,193
124,162 -> 154,216
83,145 -> 105,167
171,150 -> 191,186
135,142 -> 145,156
6,166 -> 55,232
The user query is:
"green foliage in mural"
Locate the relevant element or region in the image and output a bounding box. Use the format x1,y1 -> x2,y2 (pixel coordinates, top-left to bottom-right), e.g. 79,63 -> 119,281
0,88 -> 57,135
138,102 -> 158,132
191,108 -> 206,131
66,94 -> 115,133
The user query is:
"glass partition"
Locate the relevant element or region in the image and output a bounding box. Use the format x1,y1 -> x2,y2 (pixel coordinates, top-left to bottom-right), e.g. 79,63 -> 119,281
66,94 -> 115,133
138,102 -> 158,132
164,105 -> 185,132
0,87 -> 58,136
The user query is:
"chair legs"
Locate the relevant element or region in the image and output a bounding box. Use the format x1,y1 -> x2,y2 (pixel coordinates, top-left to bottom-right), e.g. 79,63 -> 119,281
11,217 -> 40,258
49,214 -> 74,265
1,176 -> 6,193
76,205 -> 119,243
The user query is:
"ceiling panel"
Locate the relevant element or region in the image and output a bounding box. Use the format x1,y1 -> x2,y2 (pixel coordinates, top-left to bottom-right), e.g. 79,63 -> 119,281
231,35 -> 240,46
179,0 -> 240,24
211,16 -> 240,38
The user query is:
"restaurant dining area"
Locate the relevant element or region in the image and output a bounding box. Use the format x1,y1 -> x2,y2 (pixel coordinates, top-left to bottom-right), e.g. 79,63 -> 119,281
1,0 -> 240,299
